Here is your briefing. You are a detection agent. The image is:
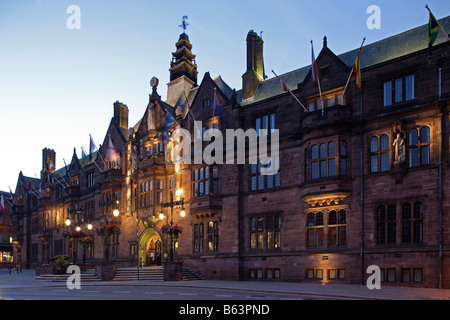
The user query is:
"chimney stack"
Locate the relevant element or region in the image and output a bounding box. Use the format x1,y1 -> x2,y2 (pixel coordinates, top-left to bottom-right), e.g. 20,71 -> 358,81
242,30 -> 265,100
41,148 -> 56,180
113,101 -> 129,130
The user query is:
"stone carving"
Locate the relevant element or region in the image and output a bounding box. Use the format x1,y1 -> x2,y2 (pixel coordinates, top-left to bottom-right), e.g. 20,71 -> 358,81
393,132 -> 405,164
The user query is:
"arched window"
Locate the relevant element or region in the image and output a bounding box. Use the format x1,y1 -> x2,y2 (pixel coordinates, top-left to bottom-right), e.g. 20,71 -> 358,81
307,212 -> 323,248
329,210 -> 346,246
311,142 -> 337,179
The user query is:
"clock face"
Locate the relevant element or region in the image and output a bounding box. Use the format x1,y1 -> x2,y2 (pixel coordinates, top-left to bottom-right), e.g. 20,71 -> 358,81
150,77 -> 159,88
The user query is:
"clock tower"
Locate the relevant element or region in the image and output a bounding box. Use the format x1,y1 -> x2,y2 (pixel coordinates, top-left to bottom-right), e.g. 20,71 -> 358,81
166,16 -> 198,106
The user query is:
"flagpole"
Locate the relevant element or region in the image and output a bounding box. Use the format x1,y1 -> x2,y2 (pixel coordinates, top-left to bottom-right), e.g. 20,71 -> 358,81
317,77 -> 324,115
20,181 -> 40,198
8,186 -> 15,200
183,90 -> 201,138
164,107 -> 190,142
341,37 -> 366,102
341,68 -> 354,103
426,5 -> 450,41
271,70 -> 308,112
63,158 -> 72,180
90,134 -> 105,163
35,174 -> 44,196
93,160 -> 104,173
57,171 -> 70,188
310,41 -> 324,114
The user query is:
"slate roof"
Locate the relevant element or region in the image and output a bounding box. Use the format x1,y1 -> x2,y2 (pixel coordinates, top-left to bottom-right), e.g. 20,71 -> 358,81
237,15 -> 450,107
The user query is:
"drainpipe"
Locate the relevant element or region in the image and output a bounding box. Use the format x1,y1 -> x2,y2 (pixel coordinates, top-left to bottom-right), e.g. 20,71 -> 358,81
359,89 -> 365,286
238,112 -> 246,281
435,55 -> 445,289
438,111 -> 443,289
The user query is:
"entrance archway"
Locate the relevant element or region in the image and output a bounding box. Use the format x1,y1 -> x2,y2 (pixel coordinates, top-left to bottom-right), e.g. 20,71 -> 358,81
138,228 -> 162,267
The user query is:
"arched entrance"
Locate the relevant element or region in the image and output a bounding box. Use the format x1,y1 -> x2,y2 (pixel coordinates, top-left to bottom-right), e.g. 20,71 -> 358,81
138,228 -> 162,267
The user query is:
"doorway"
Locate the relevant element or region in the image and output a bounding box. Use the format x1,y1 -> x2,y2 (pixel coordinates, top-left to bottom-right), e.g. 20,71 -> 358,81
138,228 -> 162,266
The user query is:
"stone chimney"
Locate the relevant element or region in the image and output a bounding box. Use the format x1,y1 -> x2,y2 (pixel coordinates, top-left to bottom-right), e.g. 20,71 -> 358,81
41,148 -> 56,180
113,101 -> 129,130
242,30 -> 265,100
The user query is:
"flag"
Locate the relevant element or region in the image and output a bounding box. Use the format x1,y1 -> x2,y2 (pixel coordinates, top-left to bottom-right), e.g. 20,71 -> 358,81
213,88 -> 226,122
27,180 -> 32,194
8,186 -> 15,200
271,70 -> 309,112
428,10 -> 440,52
47,158 -> 55,173
81,148 -> 88,162
311,41 -> 320,89
165,110 -> 176,138
105,136 -> 118,161
0,195 -> 5,210
89,135 -> 96,153
278,77 -> 289,92
185,106 -> 194,132
89,135 -> 97,160
426,5 -> 450,54
353,37 -> 365,91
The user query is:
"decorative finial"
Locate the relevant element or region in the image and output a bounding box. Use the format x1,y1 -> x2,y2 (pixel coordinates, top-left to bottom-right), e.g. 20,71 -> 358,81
150,77 -> 159,89
179,15 -> 189,33
323,35 -> 327,48
260,31 -> 263,39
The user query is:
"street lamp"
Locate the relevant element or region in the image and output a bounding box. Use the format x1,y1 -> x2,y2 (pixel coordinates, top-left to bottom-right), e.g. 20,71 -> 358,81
159,192 -> 185,262
113,200 -> 120,217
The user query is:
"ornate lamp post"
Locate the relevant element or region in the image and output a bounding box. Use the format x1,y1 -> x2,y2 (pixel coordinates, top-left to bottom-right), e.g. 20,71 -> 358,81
159,191 -> 185,262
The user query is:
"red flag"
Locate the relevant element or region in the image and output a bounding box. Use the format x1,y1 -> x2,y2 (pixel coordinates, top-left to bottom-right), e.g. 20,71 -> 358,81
281,79 -> 288,92
353,37 -> 365,91
0,195 -> 5,210
47,158 -> 55,173
311,41 -> 320,89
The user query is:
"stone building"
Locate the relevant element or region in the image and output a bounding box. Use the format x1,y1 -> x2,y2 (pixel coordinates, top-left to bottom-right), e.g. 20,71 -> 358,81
10,16 -> 450,288
0,190 -> 13,263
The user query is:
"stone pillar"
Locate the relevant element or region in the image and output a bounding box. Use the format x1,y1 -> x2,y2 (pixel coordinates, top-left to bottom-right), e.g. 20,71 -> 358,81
164,261 -> 183,281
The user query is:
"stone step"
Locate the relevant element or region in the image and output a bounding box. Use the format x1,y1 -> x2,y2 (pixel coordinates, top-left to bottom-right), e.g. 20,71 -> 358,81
35,269 -> 101,282
112,266 -> 204,281
113,266 -> 164,281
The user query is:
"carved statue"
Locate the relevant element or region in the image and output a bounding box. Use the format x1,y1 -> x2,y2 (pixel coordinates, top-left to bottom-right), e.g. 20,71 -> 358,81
393,132 -> 405,163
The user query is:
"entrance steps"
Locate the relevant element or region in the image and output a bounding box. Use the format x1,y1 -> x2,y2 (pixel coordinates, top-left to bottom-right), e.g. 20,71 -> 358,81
35,268 -> 101,282
113,266 -> 204,281
35,266 -> 204,282
113,266 -> 164,281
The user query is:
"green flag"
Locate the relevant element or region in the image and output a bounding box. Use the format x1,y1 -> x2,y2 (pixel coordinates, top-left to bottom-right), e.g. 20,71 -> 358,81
81,148 -> 88,162
428,11 -> 440,52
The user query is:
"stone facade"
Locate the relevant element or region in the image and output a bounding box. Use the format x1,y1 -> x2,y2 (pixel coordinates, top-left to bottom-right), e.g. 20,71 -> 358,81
9,16 -> 450,288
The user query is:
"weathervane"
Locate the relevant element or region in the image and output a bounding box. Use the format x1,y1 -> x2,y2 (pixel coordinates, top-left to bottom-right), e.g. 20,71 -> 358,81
179,15 -> 189,33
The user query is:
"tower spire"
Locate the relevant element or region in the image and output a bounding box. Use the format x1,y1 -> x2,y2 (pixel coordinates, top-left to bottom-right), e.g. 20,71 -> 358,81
166,16 -> 198,106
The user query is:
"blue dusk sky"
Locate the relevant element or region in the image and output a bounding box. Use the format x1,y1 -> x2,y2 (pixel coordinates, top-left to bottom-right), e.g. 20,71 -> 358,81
0,0 -> 449,192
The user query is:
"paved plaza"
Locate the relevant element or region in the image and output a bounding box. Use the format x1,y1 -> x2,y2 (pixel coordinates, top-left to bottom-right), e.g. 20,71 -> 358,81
1,269 -> 450,300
